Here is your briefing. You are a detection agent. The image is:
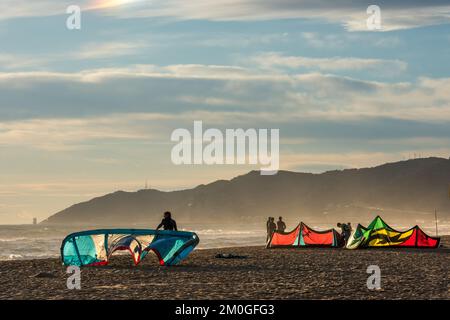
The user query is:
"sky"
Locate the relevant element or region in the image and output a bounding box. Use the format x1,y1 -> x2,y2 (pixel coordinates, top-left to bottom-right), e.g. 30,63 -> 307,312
1,0 -> 450,224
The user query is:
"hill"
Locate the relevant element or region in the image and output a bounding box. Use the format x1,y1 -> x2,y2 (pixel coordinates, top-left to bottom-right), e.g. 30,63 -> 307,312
43,157 -> 450,225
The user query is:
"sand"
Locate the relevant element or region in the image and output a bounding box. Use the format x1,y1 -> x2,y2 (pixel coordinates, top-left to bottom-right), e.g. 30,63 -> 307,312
0,236 -> 448,300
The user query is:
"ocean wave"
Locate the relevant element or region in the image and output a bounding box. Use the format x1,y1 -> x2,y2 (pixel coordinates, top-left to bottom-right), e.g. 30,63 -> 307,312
194,229 -> 263,235
7,254 -> 23,260
0,252 -> 59,261
0,237 -> 29,242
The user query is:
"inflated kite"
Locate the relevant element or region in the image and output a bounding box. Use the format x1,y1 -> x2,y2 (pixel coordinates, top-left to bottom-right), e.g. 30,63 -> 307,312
61,229 -> 199,266
346,216 -> 440,249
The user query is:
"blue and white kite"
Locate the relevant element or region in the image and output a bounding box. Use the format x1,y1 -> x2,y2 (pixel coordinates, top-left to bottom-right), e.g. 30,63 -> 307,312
61,229 -> 199,267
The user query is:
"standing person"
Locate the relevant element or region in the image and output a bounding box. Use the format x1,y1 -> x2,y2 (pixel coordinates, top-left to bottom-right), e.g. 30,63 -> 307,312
156,211 -> 178,231
337,222 -> 343,234
347,222 -> 353,236
267,217 -> 277,243
343,222 -> 352,245
277,217 -> 286,232
342,223 -> 351,244
337,222 -> 346,247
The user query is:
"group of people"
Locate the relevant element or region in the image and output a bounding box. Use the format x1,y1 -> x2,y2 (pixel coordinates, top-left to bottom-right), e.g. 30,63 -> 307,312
266,217 -> 286,242
160,212 -> 353,248
266,217 -> 354,246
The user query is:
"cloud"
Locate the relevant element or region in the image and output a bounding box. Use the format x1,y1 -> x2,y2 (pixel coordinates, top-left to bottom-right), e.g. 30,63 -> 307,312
70,41 -> 148,60
0,64 -> 258,82
2,111 -> 449,173
281,149 -> 450,172
99,0 -> 450,31
88,0 -> 148,11
195,33 -> 290,48
300,32 -> 402,48
178,96 -> 246,107
0,114 -> 159,151
249,52 -> 408,73
1,1 -> 449,31
1,65 -> 450,123
0,41 -> 149,71
0,1 -> 64,20
0,54 -> 45,70
301,32 -> 347,49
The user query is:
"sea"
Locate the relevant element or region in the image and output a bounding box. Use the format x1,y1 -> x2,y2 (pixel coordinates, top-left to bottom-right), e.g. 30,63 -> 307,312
0,222 -> 448,261
0,224 -> 266,261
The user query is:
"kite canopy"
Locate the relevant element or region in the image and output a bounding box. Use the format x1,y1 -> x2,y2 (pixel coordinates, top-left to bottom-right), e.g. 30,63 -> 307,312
61,229 -> 199,267
346,216 -> 440,249
267,222 -> 343,248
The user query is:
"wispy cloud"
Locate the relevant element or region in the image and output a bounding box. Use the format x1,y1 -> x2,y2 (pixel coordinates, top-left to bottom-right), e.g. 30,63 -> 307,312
249,52 -> 407,73
0,114 -> 157,151
106,0 -> 450,31
0,41 -> 148,71
87,0 -> 148,11
1,1 -> 449,31
0,54 -> 47,70
300,32 -> 402,48
1,66 -> 450,122
72,41 -> 148,60
281,149 -> 450,172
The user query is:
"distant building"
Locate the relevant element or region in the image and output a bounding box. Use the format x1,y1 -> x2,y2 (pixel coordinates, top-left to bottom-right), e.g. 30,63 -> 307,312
33,218 -> 37,225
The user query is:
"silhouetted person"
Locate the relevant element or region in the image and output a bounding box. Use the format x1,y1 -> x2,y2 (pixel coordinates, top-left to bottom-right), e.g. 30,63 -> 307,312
267,217 -> 277,243
277,216 -> 286,232
157,211 -> 178,231
340,222 -> 351,245
337,222 -> 346,247
342,222 -> 352,245
347,222 -> 353,236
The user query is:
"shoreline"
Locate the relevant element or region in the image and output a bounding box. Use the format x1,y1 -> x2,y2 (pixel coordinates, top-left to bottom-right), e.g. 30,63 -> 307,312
2,234 -> 449,262
0,236 -> 448,300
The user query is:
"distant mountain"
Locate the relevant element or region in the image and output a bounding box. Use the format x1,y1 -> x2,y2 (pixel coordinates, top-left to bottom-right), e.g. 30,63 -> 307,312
43,157 -> 450,226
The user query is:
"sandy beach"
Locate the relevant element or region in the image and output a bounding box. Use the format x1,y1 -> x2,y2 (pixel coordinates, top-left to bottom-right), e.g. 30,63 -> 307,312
0,236 -> 448,300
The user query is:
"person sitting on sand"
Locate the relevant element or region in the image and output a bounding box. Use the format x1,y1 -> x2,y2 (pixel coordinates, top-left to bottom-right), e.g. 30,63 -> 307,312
267,217 -> 277,242
277,216 -> 286,232
156,211 -> 178,231
347,222 -> 353,236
